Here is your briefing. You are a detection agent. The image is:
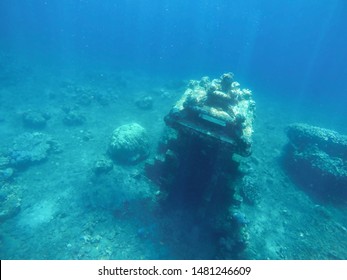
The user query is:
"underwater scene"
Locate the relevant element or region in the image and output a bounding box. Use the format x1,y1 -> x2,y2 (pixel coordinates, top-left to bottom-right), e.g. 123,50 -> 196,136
1,0 -> 347,260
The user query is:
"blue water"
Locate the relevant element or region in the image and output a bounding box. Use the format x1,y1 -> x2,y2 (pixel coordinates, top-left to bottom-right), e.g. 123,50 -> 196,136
1,0 -> 347,260
2,1 -> 347,95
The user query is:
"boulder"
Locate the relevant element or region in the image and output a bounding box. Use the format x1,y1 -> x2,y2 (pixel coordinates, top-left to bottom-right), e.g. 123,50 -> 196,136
109,123 -> 149,164
283,123 -> 347,202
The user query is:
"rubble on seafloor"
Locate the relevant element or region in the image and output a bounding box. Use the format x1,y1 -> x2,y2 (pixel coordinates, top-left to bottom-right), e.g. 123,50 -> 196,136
283,123 -> 347,202
0,131 -> 62,223
145,72 -> 256,258
0,183 -> 22,223
7,132 -> 61,168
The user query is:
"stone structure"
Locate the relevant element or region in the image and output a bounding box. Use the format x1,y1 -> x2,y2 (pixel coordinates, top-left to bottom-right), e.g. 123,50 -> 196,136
145,73 -> 256,257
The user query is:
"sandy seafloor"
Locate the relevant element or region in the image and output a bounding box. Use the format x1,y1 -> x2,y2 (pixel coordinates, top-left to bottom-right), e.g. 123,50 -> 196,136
1,53 -> 347,260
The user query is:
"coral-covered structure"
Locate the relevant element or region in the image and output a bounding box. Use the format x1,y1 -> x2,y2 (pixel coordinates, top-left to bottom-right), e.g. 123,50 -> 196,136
145,73 -> 255,258
165,72 -> 255,157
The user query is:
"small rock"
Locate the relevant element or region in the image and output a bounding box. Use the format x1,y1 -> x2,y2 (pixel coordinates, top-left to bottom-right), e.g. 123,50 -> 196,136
22,110 -> 50,129
0,168 -> 14,182
231,211 -> 249,226
93,157 -> 113,175
135,96 -> 153,110
63,110 -> 86,126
